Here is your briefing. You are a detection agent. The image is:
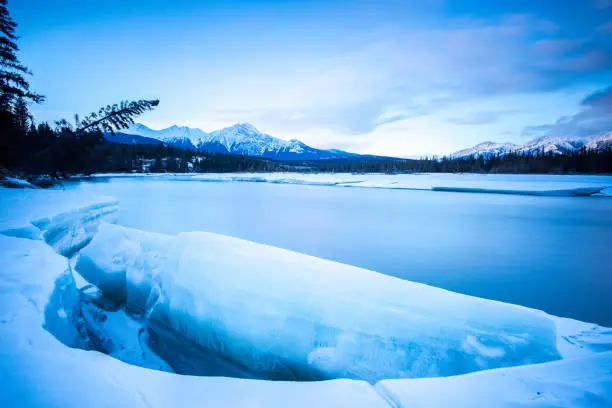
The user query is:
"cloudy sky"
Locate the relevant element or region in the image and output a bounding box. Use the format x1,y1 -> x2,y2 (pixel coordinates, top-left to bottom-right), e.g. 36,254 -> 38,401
12,0 -> 612,156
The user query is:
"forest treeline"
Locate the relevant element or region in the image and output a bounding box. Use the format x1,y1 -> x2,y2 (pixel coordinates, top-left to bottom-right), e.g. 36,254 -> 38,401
78,142 -> 612,175
77,142 -> 288,174
312,149 -> 612,174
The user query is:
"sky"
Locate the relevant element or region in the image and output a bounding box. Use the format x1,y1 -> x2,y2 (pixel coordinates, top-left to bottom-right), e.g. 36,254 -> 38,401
11,0 -> 612,157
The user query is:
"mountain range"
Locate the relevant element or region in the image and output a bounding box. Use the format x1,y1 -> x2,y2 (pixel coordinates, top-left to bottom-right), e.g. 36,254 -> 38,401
112,123 -> 612,162
449,133 -> 612,159
114,123 -> 364,161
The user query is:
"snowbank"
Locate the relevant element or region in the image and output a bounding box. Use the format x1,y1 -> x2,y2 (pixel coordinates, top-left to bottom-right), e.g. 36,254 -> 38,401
0,176 -> 40,189
76,224 -> 562,383
375,352 -> 612,408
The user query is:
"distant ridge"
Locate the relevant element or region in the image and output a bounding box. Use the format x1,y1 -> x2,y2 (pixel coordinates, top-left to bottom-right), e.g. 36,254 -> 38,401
450,133 -> 612,159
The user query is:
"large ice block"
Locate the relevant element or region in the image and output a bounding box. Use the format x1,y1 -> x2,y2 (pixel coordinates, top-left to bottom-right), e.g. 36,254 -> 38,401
76,224 -> 561,382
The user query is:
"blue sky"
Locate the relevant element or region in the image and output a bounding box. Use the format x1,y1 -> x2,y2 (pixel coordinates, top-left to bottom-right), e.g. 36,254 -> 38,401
11,0 -> 612,156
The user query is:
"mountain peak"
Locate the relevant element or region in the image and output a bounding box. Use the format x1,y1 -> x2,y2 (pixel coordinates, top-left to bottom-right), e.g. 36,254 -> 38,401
134,123 -> 153,131
449,141 -> 518,159
228,123 -> 259,133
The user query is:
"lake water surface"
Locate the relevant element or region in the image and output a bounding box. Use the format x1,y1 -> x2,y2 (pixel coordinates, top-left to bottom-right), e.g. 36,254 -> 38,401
67,176 -> 612,326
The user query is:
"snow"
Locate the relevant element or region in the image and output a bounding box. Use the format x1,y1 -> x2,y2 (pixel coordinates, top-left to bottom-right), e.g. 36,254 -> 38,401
87,172 -> 612,196
1,186 -> 611,407
375,352 -> 612,408
76,224 -> 562,383
0,235 -> 84,352
0,188 -> 119,256
554,317 -> 612,359
0,176 -> 40,189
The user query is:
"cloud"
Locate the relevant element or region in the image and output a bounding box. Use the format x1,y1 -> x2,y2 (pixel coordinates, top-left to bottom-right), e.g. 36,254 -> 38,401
582,85 -> 612,107
130,7 -> 610,144
106,6 -> 611,154
594,0 -> 612,9
445,110 -> 517,126
522,86 -> 612,139
521,124 -> 555,138
598,21 -> 612,34
239,12 -> 612,136
531,38 -> 586,54
375,111 -> 413,126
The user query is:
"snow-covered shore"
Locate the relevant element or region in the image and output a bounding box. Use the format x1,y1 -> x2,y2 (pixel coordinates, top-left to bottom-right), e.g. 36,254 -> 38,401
1,187 -> 611,407
84,172 -> 612,196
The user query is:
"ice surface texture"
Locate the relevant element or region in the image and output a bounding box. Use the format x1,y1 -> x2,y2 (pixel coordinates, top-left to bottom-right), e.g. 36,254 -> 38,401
76,224 -> 562,383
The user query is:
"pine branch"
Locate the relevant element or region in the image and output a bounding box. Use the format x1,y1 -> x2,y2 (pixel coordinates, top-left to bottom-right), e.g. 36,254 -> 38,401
0,69 -> 30,89
75,99 -> 159,135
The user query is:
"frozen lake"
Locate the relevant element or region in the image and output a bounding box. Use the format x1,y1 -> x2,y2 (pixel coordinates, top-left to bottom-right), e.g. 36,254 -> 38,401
66,174 -> 612,326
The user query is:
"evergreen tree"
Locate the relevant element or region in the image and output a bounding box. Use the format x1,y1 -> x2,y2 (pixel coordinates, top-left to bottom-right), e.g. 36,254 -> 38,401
0,0 -> 43,110
12,95 -> 30,130
151,156 -> 164,173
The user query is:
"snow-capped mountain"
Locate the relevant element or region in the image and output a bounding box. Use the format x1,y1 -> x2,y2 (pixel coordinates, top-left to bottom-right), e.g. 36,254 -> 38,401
585,133 -> 612,151
121,123 -> 359,161
126,124 -> 206,150
449,141 -> 519,159
450,133 -> 612,159
514,136 -> 591,156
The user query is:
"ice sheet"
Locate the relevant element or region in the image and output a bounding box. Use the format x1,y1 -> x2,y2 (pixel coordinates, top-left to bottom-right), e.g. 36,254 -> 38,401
86,173 -> 612,196
431,186 -> 606,196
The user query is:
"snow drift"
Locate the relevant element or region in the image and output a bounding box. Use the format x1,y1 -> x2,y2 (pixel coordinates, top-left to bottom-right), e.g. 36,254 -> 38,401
376,351 -> 612,408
